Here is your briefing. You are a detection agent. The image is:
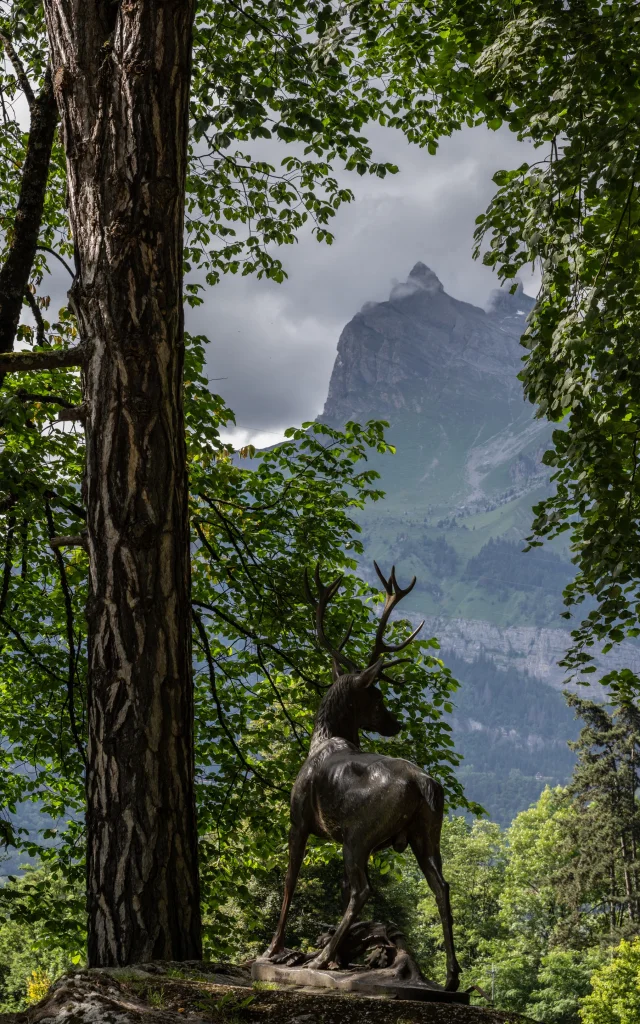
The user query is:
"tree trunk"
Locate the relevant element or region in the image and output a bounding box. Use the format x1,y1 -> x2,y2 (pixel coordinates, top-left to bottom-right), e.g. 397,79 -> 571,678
43,0 -> 201,966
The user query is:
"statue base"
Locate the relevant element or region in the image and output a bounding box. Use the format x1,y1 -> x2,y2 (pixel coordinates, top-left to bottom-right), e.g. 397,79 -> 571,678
253,922 -> 469,1005
251,957 -> 469,1004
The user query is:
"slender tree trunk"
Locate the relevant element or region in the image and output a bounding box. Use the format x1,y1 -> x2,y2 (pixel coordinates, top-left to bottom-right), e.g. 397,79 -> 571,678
609,862 -> 617,933
0,67 -> 57,364
620,837 -> 635,922
43,1 -> 201,965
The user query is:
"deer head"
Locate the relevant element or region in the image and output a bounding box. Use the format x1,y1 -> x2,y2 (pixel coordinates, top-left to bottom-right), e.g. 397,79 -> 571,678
304,563 -> 425,744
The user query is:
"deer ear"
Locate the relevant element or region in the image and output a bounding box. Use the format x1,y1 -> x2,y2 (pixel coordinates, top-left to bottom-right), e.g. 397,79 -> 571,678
353,659 -> 384,689
331,656 -> 343,683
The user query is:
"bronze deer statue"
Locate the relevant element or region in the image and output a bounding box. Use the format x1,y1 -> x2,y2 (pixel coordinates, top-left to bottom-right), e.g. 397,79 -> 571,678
263,563 -> 461,992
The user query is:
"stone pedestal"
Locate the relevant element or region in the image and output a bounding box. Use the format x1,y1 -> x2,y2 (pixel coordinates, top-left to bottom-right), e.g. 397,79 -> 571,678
252,921 -> 469,1005
251,957 -> 470,1004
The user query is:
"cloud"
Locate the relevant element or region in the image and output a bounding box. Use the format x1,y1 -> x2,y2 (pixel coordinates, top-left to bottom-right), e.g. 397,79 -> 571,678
26,122 -> 540,449
187,123 -> 539,444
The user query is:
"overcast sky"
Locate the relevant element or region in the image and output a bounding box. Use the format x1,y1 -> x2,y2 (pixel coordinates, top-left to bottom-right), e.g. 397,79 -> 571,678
187,123 -> 538,448
33,122 -> 537,449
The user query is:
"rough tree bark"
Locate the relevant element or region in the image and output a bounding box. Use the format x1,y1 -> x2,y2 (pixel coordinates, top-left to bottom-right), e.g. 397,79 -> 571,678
42,1 -> 201,966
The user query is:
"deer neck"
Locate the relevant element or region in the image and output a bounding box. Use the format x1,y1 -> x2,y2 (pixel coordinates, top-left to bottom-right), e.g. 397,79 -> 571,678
309,681 -> 360,754
309,721 -> 360,754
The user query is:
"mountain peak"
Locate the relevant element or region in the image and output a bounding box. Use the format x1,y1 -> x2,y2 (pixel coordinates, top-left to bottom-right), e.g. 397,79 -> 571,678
323,263 -> 534,429
409,262 -> 444,289
485,279 -> 535,317
390,262 -> 444,301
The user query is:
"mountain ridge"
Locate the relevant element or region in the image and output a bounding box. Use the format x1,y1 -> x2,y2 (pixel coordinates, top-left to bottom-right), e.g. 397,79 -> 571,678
322,263 -> 549,529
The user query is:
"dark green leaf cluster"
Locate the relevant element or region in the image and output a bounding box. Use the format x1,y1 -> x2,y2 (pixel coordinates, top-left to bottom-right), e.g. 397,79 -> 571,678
556,695 -> 640,942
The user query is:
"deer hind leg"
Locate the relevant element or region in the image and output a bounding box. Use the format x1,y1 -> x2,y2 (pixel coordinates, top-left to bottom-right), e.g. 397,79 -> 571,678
410,828 -> 460,992
341,869 -> 350,912
307,842 -> 370,969
263,825 -> 308,958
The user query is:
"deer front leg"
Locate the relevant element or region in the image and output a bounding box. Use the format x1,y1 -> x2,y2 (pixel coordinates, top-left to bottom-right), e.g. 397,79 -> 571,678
307,844 -> 370,969
263,825 -> 308,959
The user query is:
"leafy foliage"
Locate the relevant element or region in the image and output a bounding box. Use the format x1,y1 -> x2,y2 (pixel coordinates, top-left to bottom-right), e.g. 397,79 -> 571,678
579,938 -> 640,1024
0,0 -> 480,300
499,786 -> 573,952
527,949 -> 601,1024
455,1 -> 640,688
0,866 -> 82,1011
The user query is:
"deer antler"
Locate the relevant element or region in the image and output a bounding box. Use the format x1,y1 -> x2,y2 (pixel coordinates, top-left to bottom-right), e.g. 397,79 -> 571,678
367,562 -> 424,667
304,564 -> 358,671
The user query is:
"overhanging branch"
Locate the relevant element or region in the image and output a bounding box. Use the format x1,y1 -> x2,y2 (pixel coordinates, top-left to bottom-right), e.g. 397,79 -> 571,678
0,32 -> 35,108
192,598 -> 322,691
16,390 -> 76,409
50,533 -> 88,552
0,347 -> 85,373
56,404 -> 87,423
192,607 -> 287,793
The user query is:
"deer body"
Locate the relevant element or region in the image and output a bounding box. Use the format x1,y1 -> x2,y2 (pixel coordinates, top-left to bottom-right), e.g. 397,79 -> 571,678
264,566 -> 461,992
293,739 -> 445,856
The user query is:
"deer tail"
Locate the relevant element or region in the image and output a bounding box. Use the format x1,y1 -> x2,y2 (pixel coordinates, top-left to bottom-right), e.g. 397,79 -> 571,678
418,773 -> 444,815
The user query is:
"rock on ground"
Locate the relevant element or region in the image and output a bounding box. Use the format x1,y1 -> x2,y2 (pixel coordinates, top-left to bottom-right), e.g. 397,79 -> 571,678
0,962 -> 536,1024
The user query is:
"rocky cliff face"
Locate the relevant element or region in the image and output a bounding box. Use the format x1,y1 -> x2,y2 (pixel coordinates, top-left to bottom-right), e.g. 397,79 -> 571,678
414,615 -> 640,691
323,262 -> 534,424
322,264 -> 546,518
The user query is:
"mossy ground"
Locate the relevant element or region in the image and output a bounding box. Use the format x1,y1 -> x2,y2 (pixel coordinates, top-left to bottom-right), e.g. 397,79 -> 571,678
0,962 -> 534,1024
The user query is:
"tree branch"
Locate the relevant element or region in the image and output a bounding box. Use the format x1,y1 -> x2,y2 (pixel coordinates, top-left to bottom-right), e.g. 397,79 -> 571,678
0,613 -> 68,686
0,347 -> 85,373
36,244 -> 75,279
256,643 -> 309,750
0,486 -> 86,521
44,499 -> 87,767
56,404 -> 86,423
16,390 -> 76,409
0,32 -> 35,108
0,68 -> 58,369
44,490 -> 86,521
192,607 -> 287,793
49,533 -> 88,552
196,508 -> 262,599
23,288 -> 46,346
192,598 -> 322,691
